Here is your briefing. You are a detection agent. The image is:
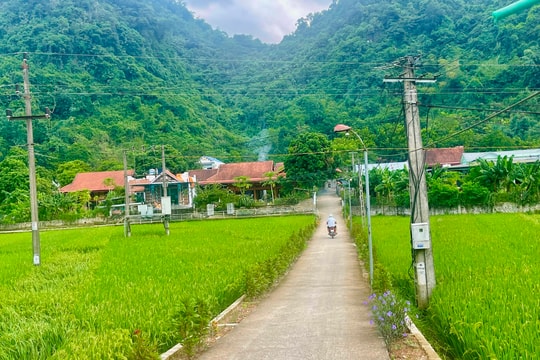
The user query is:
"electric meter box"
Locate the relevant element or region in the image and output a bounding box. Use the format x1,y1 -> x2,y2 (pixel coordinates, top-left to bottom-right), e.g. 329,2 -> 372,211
161,196 -> 172,215
411,222 -> 430,249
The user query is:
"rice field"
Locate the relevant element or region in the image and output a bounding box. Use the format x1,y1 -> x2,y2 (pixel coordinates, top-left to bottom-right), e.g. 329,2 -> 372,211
0,216 -> 315,359
370,213 -> 540,359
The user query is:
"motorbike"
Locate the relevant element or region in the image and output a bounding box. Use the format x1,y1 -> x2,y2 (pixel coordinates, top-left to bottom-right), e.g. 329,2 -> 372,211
328,226 -> 337,239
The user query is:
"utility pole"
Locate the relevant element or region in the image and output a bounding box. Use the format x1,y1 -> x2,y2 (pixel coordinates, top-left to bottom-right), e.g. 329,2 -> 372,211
123,149 -> 131,237
5,54 -> 50,266
384,55 -> 436,309
161,145 -> 170,235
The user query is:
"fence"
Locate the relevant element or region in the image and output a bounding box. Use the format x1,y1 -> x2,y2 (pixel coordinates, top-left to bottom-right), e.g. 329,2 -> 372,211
0,205 -> 317,232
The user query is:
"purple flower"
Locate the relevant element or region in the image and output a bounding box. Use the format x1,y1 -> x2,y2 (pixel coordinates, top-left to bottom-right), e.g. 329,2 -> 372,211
392,324 -> 397,330
386,311 -> 393,317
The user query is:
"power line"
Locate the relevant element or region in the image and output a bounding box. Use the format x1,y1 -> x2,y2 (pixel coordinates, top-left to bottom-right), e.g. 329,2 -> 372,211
420,103 -> 540,115
425,91 -> 540,148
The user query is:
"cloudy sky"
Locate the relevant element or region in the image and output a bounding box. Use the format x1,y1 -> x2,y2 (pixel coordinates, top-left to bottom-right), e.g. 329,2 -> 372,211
183,0 -> 332,43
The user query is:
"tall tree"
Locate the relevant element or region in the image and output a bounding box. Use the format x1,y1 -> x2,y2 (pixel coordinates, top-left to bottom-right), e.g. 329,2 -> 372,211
284,132 -> 333,189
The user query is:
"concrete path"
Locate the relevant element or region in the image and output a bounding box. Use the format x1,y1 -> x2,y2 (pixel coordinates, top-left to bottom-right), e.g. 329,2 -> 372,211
197,189 -> 390,360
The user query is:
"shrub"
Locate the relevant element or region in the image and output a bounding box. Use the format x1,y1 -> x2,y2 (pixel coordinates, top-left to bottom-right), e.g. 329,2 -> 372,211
428,180 -> 459,208
171,297 -> 216,358
459,182 -> 491,207
366,291 -> 411,347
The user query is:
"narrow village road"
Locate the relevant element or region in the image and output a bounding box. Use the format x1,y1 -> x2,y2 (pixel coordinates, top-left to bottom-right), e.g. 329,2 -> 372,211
196,188 -> 389,360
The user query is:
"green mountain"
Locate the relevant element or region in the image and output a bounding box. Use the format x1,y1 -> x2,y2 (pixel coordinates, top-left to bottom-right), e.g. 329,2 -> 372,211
0,0 -> 538,176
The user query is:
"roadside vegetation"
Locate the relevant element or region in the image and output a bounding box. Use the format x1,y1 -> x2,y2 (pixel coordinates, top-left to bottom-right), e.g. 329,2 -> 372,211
0,216 -> 315,359
354,213 -> 540,359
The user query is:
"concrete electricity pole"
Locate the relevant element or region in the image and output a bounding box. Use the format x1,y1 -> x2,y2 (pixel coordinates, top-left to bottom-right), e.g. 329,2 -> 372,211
384,55 -> 436,308
5,54 -> 50,266
161,145 -> 170,235
123,149 -> 131,237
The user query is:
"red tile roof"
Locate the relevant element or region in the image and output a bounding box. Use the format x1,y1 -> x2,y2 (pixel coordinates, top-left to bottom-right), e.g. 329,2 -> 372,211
200,161 -> 281,185
60,170 -> 133,193
426,146 -> 464,167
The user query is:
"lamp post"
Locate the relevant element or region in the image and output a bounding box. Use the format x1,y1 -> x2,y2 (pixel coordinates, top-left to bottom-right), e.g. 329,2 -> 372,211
334,124 -> 373,289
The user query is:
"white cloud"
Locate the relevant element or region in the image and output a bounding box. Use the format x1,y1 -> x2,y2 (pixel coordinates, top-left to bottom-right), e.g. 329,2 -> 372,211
184,0 -> 331,43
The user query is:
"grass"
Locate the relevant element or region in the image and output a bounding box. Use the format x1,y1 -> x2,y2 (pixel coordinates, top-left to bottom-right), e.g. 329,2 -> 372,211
368,213 -> 540,359
0,216 -> 315,359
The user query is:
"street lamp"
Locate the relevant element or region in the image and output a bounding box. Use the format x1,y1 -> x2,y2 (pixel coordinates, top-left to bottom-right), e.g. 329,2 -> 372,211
334,124 -> 373,289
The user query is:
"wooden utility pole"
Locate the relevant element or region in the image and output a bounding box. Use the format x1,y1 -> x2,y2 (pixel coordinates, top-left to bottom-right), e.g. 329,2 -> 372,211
6,54 -> 50,266
384,55 -> 436,308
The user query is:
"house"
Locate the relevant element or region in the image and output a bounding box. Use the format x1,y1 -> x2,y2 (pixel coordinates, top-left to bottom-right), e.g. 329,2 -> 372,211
129,170 -> 195,210
199,156 -> 224,170
61,169 -> 196,213
193,160 -> 285,200
60,170 -> 134,203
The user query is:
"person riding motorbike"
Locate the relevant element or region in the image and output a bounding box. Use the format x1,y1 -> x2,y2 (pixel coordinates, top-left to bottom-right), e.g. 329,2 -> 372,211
326,214 -> 337,235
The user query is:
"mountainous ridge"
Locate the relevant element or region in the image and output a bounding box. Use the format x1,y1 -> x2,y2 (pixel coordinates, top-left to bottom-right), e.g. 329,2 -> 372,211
0,0 -> 538,174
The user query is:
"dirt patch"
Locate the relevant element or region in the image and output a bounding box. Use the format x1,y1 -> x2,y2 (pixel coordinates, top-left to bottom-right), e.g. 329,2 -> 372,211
389,335 -> 429,360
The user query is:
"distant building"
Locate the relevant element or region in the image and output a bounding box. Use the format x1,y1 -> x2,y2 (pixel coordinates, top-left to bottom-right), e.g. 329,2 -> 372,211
462,149 -> 540,166
191,160 -> 285,200
357,147 -> 540,172
61,169 -> 195,214
129,170 -> 194,210
199,156 -> 224,169
60,170 -> 134,203
426,146 -> 464,167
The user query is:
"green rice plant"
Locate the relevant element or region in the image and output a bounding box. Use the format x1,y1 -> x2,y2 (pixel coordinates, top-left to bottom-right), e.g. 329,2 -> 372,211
0,215 -> 315,359
370,213 -> 540,359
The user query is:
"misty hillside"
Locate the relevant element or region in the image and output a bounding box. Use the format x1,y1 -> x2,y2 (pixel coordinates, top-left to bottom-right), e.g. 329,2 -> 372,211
0,0 -> 538,175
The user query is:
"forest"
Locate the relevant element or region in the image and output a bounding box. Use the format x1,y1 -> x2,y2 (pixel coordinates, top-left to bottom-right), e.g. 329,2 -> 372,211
0,0 -> 538,222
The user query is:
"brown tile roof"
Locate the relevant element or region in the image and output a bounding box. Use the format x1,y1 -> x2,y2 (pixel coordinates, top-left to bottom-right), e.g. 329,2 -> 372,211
60,170 -> 134,193
200,161 -> 278,185
426,146 -> 464,167
188,169 -> 218,182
